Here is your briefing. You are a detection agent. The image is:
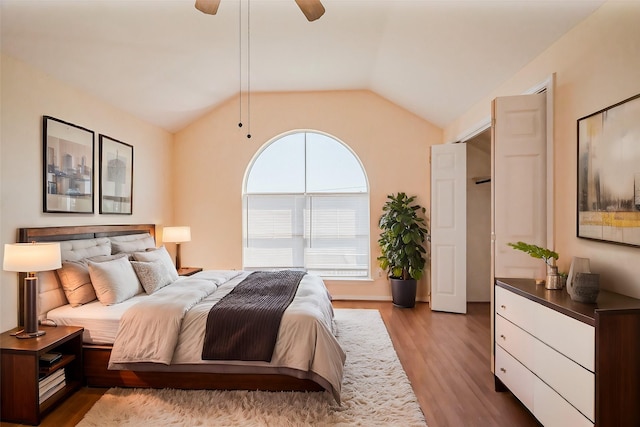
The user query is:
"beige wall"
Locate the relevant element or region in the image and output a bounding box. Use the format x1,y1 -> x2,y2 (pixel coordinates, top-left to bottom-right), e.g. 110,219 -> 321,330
0,54 -> 175,331
445,1 -> 640,298
173,90 -> 442,300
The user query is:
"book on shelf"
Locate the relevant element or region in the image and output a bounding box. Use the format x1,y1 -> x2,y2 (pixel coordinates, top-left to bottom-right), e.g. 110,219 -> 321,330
39,378 -> 66,404
39,366 -> 65,387
39,368 -> 65,396
39,352 -> 62,366
39,375 -> 65,399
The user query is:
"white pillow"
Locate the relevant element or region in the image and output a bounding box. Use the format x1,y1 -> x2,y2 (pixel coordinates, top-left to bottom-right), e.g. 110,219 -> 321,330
131,260 -> 174,294
88,256 -> 142,305
56,253 -> 129,307
132,246 -> 179,282
110,233 -> 156,254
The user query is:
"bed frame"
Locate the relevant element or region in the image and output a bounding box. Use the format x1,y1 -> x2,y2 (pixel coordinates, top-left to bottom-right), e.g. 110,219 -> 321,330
18,224 -> 324,392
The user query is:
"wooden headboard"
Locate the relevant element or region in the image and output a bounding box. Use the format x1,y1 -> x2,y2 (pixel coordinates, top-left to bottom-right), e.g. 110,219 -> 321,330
18,224 -> 156,243
15,224 -> 155,326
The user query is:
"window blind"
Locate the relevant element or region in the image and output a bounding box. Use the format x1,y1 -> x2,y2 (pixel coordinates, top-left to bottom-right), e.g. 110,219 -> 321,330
244,193 -> 369,277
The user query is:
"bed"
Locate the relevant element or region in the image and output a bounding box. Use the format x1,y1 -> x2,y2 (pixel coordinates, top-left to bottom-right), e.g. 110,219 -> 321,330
18,224 -> 345,400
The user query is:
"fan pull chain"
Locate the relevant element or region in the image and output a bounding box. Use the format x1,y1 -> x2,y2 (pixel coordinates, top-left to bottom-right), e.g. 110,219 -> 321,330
246,0 -> 251,139
238,0 -> 243,129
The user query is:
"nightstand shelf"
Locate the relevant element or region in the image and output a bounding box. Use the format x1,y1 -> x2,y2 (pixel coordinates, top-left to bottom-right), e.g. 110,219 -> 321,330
1,325 -> 84,425
39,353 -> 76,376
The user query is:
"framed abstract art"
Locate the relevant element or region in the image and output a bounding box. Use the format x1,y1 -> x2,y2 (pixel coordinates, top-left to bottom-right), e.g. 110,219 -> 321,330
577,93 -> 640,247
99,134 -> 133,215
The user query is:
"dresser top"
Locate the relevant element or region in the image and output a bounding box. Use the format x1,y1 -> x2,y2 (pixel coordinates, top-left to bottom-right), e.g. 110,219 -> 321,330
496,278 -> 640,326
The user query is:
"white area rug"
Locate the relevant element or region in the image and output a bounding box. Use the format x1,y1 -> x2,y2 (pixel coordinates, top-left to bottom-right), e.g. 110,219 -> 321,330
77,309 -> 426,426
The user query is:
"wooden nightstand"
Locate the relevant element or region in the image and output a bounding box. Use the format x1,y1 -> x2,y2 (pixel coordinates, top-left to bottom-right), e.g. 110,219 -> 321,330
178,267 -> 203,276
1,325 -> 84,425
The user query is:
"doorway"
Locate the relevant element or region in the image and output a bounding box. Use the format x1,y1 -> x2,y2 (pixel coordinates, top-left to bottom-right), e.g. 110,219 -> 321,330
429,131 -> 491,312
430,75 -> 554,313
465,129 -> 491,302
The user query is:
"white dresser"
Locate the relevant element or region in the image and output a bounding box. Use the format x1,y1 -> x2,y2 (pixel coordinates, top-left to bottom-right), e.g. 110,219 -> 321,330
494,278 -> 640,427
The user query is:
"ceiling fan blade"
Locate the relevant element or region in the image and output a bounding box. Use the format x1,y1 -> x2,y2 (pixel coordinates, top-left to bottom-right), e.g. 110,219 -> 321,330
195,0 -> 221,15
294,0 -> 325,22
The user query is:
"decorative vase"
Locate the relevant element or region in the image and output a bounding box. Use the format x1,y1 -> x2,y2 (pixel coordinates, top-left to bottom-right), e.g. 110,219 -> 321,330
567,256 -> 591,298
545,265 -> 565,290
570,272 -> 600,303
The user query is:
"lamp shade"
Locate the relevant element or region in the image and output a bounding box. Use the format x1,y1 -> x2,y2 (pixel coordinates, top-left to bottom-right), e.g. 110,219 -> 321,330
3,243 -> 62,272
163,226 -> 191,243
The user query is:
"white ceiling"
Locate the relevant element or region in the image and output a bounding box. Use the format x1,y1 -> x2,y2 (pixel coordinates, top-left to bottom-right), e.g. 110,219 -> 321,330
1,0 -> 604,133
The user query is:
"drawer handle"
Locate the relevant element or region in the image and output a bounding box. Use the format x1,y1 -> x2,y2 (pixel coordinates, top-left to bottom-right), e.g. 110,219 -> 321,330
500,367 -> 506,373
500,304 -> 506,310
500,334 -> 506,340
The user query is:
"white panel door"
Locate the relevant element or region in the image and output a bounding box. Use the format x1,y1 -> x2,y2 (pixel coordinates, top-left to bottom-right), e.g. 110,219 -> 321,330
430,143 -> 466,313
492,93 -> 547,280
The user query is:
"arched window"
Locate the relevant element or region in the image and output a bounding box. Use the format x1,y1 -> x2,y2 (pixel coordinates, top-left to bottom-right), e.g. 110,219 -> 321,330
243,131 -> 369,278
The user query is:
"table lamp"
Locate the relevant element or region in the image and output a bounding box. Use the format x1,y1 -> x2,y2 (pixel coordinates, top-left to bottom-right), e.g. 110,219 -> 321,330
163,226 -> 191,270
3,242 -> 62,338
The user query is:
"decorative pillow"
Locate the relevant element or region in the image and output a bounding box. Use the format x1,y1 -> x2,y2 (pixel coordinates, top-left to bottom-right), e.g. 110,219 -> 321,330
56,261 -> 97,307
110,233 -> 156,255
56,253 -> 131,307
131,260 -> 174,294
87,256 -> 142,305
132,246 -> 179,282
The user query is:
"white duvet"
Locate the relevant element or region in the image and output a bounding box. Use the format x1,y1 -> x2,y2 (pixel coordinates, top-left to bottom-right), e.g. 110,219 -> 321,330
108,270 -> 346,400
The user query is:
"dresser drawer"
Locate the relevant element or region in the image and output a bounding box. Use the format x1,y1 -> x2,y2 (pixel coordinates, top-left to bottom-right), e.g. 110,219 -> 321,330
497,313 -> 595,421
534,376 -> 593,427
495,314 -> 534,368
534,302 -> 595,371
496,285 -> 595,371
533,339 -> 595,422
495,286 -> 536,333
495,345 -> 534,412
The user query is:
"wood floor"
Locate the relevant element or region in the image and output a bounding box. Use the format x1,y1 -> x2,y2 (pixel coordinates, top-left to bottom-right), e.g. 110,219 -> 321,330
2,301 -> 539,427
333,301 -> 539,427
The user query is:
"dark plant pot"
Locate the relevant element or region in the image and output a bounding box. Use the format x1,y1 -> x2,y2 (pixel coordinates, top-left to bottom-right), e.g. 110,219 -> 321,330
390,278 -> 417,308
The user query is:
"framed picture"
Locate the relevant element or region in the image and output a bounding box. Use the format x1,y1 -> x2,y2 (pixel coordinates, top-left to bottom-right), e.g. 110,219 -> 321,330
43,116 -> 95,213
577,93 -> 640,247
99,134 -> 133,215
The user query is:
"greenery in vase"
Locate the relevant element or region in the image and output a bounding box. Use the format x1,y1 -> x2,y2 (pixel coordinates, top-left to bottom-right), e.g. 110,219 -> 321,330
377,193 -> 429,280
507,241 -> 559,267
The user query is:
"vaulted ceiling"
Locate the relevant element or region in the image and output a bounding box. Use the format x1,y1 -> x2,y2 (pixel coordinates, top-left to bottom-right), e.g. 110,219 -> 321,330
1,0 -> 604,133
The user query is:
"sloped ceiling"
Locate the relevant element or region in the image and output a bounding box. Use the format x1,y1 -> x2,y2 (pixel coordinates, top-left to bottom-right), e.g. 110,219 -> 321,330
0,0 -> 604,133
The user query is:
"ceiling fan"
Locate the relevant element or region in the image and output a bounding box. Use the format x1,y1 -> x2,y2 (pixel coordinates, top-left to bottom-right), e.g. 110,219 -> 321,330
195,0 -> 325,22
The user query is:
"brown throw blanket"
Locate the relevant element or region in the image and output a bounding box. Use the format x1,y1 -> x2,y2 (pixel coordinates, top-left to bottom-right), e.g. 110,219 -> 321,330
201,270 -> 306,362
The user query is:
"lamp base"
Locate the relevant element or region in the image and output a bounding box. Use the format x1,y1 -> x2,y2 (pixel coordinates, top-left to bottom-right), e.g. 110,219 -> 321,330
175,243 -> 182,270
15,330 -> 46,339
20,275 -> 45,339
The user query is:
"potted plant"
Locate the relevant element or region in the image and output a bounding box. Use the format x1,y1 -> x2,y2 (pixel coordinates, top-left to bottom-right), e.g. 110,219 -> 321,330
507,241 -> 565,289
377,193 -> 429,307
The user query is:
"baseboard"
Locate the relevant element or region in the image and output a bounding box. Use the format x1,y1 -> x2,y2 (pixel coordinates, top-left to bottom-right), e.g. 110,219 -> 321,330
331,295 -> 391,301
331,295 -> 430,303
